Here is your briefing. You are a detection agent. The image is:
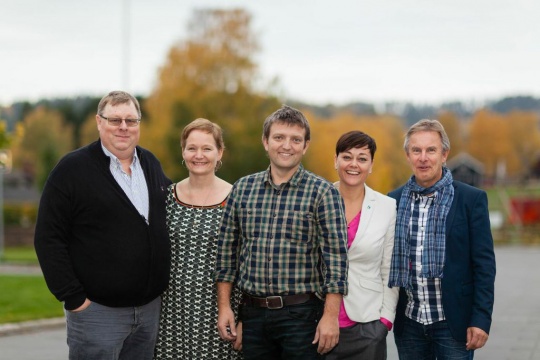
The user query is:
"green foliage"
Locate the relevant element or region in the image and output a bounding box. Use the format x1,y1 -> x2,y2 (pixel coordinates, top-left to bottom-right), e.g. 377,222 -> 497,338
3,203 -> 38,226
37,143 -> 60,190
0,120 -> 12,148
10,106 -> 73,191
0,275 -> 63,323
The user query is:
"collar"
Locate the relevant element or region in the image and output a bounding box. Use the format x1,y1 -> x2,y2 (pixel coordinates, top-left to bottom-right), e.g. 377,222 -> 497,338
101,143 -> 139,168
262,164 -> 305,188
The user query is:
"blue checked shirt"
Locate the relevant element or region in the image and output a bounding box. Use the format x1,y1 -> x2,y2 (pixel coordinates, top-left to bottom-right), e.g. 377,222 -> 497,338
214,165 -> 348,297
405,193 -> 445,324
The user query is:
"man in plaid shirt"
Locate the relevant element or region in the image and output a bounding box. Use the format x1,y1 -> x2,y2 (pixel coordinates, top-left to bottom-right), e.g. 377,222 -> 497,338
215,105 -> 348,359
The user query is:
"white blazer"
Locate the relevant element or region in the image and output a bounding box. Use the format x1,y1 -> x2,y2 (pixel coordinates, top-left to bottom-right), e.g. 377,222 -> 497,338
343,184 -> 399,323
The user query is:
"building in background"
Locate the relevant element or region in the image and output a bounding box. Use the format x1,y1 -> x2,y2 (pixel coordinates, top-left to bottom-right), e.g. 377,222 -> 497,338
447,152 -> 484,188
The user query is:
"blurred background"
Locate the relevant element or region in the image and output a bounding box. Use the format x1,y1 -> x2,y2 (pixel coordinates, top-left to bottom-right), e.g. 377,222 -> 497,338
1,0 -> 540,260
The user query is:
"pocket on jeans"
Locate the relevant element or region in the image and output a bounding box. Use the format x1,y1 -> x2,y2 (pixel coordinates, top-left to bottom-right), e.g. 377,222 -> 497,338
239,303 -> 260,321
287,302 -> 322,322
67,301 -> 95,315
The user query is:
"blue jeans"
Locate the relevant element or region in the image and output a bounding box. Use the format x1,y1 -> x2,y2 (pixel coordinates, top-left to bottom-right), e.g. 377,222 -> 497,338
240,297 -> 324,360
65,297 -> 161,360
394,317 -> 474,360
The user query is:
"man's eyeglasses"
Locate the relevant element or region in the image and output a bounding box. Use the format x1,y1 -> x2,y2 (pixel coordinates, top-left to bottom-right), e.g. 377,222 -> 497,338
99,114 -> 140,127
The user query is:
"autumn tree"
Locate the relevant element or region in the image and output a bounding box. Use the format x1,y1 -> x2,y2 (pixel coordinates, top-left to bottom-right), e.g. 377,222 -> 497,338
11,106 -> 73,190
80,114 -> 100,146
40,97 -> 100,149
505,111 -> 540,179
466,109 -> 540,181
467,109 -> 512,180
438,111 -> 465,159
142,8 -> 280,182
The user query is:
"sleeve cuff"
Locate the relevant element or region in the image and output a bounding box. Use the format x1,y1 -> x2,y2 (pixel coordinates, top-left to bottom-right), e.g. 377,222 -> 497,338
64,293 -> 87,311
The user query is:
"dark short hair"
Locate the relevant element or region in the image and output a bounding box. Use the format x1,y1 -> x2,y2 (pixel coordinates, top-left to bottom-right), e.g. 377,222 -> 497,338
262,105 -> 311,142
335,131 -> 377,160
97,90 -> 141,118
181,118 -> 225,151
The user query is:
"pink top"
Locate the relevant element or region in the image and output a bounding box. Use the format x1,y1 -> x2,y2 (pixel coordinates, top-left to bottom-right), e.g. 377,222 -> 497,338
338,211 -> 361,328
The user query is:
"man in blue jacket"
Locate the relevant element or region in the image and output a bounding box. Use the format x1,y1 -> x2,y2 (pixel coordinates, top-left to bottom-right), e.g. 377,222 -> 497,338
388,119 -> 495,359
34,91 -> 171,360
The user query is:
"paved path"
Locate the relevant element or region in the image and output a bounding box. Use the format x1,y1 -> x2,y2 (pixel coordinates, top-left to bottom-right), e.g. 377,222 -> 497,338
1,246 -> 539,359
0,263 -> 42,275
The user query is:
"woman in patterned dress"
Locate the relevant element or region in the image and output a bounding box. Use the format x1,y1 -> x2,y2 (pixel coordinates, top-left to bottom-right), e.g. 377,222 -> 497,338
154,118 -> 242,359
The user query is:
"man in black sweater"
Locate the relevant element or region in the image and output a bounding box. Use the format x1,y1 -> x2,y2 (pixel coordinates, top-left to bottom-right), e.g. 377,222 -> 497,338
34,91 -> 172,360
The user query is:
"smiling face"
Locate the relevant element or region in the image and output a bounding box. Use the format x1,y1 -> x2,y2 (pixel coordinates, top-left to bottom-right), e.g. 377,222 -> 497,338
406,130 -> 449,188
263,121 -> 309,182
182,129 -> 223,176
96,101 -> 140,160
335,145 -> 373,188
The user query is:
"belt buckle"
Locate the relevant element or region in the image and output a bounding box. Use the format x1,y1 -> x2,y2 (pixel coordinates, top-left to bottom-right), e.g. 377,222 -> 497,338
266,296 -> 284,309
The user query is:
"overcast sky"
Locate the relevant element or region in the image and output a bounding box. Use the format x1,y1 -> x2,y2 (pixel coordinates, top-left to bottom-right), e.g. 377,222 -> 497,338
1,0 -> 539,106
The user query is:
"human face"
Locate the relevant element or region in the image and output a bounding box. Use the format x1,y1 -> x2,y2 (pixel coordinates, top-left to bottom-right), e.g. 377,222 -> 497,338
96,101 -> 140,159
335,146 -> 373,188
263,122 -> 309,180
406,130 -> 449,188
182,130 -> 223,176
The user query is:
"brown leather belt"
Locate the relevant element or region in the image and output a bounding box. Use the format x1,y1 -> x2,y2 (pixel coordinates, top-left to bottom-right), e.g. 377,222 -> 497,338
242,293 -> 318,310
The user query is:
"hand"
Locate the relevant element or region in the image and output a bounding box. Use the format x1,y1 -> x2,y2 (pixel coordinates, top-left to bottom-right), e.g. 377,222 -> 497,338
312,313 -> 339,354
217,307 -> 237,342
232,321 -> 243,351
71,298 -> 91,312
466,327 -> 489,350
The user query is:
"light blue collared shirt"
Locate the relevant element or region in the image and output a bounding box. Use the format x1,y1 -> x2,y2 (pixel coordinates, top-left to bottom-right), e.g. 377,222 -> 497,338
101,144 -> 149,223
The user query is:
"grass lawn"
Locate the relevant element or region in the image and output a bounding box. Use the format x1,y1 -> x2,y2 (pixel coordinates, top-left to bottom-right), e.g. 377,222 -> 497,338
485,184 -> 540,211
0,274 -> 63,323
0,247 -> 61,324
1,246 -> 39,264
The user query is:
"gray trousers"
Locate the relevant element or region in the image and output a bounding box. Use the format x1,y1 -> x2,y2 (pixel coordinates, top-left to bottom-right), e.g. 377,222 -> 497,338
325,320 -> 388,360
65,296 -> 161,360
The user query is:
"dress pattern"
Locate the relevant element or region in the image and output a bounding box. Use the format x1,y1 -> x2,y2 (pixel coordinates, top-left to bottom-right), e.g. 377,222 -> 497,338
154,184 -> 242,359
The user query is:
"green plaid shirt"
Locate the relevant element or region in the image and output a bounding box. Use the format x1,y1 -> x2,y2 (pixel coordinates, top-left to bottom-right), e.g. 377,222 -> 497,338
215,165 -> 348,297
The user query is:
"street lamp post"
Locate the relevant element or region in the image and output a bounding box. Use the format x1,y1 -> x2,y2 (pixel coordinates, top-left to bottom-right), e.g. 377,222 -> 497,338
123,0 -> 131,91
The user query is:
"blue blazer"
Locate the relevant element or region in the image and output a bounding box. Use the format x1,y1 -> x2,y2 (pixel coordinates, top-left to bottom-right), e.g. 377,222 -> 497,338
389,180 -> 496,342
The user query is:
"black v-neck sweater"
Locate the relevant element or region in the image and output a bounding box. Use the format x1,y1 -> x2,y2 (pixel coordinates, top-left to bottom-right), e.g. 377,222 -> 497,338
35,140 -> 172,310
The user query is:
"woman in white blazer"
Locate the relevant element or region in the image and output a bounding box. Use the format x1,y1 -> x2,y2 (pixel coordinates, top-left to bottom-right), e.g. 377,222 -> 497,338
326,131 -> 399,360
